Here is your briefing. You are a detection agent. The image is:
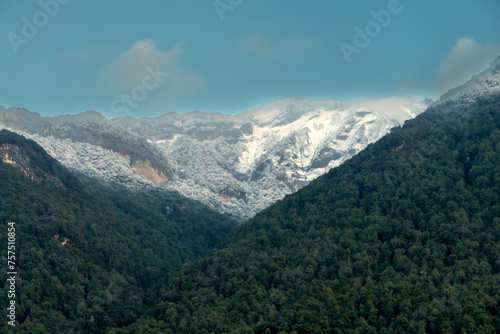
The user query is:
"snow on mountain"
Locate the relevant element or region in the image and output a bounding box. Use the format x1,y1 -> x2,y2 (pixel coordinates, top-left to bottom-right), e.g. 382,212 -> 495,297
437,55 -> 500,106
0,97 -> 425,220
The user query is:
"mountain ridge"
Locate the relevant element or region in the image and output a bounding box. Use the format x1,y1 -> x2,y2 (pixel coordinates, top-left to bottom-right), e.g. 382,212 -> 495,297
0,96 -> 425,220
436,55 -> 500,106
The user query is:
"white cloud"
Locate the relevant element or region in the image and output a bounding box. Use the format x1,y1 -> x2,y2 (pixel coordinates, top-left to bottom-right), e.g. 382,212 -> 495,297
237,34 -> 319,62
434,37 -> 500,97
101,39 -> 202,99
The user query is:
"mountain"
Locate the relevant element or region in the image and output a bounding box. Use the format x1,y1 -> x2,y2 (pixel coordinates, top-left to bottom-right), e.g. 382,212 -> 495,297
0,129 -> 237,332
437,55 -> 500,106
0,129 -> 81,189
112,61 -> 500,332
0,97 -> 425,220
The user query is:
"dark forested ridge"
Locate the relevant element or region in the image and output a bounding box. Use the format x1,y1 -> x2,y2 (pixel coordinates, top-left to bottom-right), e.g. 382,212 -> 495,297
0,130 -> 237,333
115,95 -> 500,333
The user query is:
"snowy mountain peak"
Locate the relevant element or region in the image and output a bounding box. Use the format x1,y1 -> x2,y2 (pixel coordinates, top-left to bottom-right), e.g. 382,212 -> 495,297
0,96 -> 425,220
240,96 -> 421,129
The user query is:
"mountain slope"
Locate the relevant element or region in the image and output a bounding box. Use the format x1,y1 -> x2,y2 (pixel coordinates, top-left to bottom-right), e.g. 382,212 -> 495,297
0,130 -> 237,332
438,55 -> 500,106
0,97 -> 425,220
116,92 -> 500,332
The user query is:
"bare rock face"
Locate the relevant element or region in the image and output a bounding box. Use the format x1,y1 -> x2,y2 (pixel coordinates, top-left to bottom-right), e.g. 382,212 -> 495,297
0,130 -> 81,189
0,143 -> 35,178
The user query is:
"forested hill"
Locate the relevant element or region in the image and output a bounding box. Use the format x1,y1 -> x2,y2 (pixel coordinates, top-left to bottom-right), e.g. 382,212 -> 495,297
122,94 -> 500,333
0,129 -> 237,333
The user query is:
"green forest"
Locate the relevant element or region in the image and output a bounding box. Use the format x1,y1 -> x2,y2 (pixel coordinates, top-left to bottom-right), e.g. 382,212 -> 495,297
113,96 -> 500,333
1,93 -> 500,333
0,130 -> 237,333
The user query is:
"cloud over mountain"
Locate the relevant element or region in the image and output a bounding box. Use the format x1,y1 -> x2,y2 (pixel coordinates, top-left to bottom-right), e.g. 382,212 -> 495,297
434,37 -> 500,97
100,39 -> 203,116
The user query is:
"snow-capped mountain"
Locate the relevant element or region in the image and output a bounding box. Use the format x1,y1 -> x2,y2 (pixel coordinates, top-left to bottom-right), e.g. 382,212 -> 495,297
0,96 -> 425,220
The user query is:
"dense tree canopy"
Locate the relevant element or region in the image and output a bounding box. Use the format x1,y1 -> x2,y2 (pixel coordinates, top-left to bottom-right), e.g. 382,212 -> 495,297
0,130 -> 237,333
116,96 -> 500,333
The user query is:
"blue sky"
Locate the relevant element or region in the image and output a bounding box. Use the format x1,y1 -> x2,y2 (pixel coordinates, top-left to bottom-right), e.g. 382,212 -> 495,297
1,0 -> 499,119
